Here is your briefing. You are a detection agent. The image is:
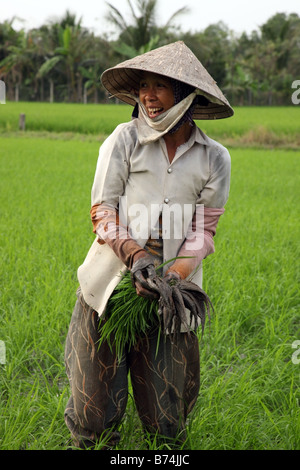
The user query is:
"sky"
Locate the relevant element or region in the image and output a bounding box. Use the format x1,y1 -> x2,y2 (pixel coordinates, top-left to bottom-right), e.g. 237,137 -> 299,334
1,0 -> 300,37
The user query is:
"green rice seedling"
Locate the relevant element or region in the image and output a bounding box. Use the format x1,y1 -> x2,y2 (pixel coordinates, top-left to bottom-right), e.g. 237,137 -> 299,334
98,256 -> 213,360
1,121 -> 299,449
1,103 -> 299,148
98,270 -> 159,358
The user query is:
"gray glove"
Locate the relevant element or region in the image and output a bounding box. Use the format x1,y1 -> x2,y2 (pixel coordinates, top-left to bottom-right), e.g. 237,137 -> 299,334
131,255 -> 158,300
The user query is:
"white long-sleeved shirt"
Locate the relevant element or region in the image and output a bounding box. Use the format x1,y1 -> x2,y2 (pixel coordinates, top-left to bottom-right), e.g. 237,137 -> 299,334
78,119 -> 231,316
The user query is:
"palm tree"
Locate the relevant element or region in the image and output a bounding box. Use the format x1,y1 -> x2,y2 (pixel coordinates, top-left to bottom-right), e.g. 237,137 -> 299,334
37,11 -> 94,102
105,0 -> 189,58
0,29 -> 38,101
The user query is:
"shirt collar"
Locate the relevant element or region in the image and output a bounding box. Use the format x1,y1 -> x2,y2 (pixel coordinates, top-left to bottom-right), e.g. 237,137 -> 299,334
176,124 -> 209,150
157,123 -> 210,162
193,125 -> 209,146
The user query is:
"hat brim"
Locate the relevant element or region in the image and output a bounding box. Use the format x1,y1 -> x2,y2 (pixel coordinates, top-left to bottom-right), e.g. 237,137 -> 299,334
101,42 -> 234,120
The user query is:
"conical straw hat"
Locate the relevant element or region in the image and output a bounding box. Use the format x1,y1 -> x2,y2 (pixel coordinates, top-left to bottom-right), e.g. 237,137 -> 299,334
101,41 -> 233,120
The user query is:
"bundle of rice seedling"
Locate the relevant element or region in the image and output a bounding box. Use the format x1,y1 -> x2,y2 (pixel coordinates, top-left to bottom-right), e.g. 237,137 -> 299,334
98,264 -> 213,359
98,271 -> 160,358
147,276 -> 213,336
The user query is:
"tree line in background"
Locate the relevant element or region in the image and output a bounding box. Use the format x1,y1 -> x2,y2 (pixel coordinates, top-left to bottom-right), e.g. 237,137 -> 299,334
0,0 -> 300,106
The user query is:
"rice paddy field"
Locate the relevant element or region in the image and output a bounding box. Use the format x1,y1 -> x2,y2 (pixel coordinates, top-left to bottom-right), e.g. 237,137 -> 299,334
0,102 -> 299,451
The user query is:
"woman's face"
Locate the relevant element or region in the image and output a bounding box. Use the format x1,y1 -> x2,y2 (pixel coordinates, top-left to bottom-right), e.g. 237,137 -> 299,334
139,72 -> 175,119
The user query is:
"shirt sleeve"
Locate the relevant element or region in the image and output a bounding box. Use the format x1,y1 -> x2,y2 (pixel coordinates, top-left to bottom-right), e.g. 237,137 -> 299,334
197,145 -> 231,208
91,123 -> 132,209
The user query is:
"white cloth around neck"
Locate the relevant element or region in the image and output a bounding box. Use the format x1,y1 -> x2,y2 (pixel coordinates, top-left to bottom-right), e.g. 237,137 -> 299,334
113,91 -> 197,144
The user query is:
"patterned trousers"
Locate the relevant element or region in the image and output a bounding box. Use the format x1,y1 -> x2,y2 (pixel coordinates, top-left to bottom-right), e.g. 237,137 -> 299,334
64,288 -> 200,448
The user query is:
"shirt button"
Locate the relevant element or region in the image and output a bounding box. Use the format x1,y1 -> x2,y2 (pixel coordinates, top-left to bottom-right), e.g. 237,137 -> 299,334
164,198 -> 170,204
167,168 -> 172,173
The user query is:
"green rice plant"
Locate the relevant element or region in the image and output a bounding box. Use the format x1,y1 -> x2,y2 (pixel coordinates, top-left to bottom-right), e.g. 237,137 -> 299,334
98,270 -> 159,358
0,129 -> 299,450
98,256 -> 211,360
1,102 -> 299,148
0,101 -> 132,136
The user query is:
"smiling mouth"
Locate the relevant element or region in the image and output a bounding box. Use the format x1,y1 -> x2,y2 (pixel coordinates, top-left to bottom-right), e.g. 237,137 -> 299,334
147,107 -> 164,118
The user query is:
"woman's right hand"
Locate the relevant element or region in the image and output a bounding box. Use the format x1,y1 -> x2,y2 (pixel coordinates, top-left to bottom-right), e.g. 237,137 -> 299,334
131,253 -> 159,300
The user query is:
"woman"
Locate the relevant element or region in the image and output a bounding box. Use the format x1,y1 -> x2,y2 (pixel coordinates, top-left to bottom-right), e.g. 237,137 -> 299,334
64,41 -> 233,449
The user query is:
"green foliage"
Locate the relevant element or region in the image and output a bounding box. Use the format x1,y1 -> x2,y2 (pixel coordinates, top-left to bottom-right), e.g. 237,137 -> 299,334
98,271 -> 159,359
0,7 -> 299,104
1,102 -> 300,149
0,105 -> 299,449
38,56 -> 63,77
